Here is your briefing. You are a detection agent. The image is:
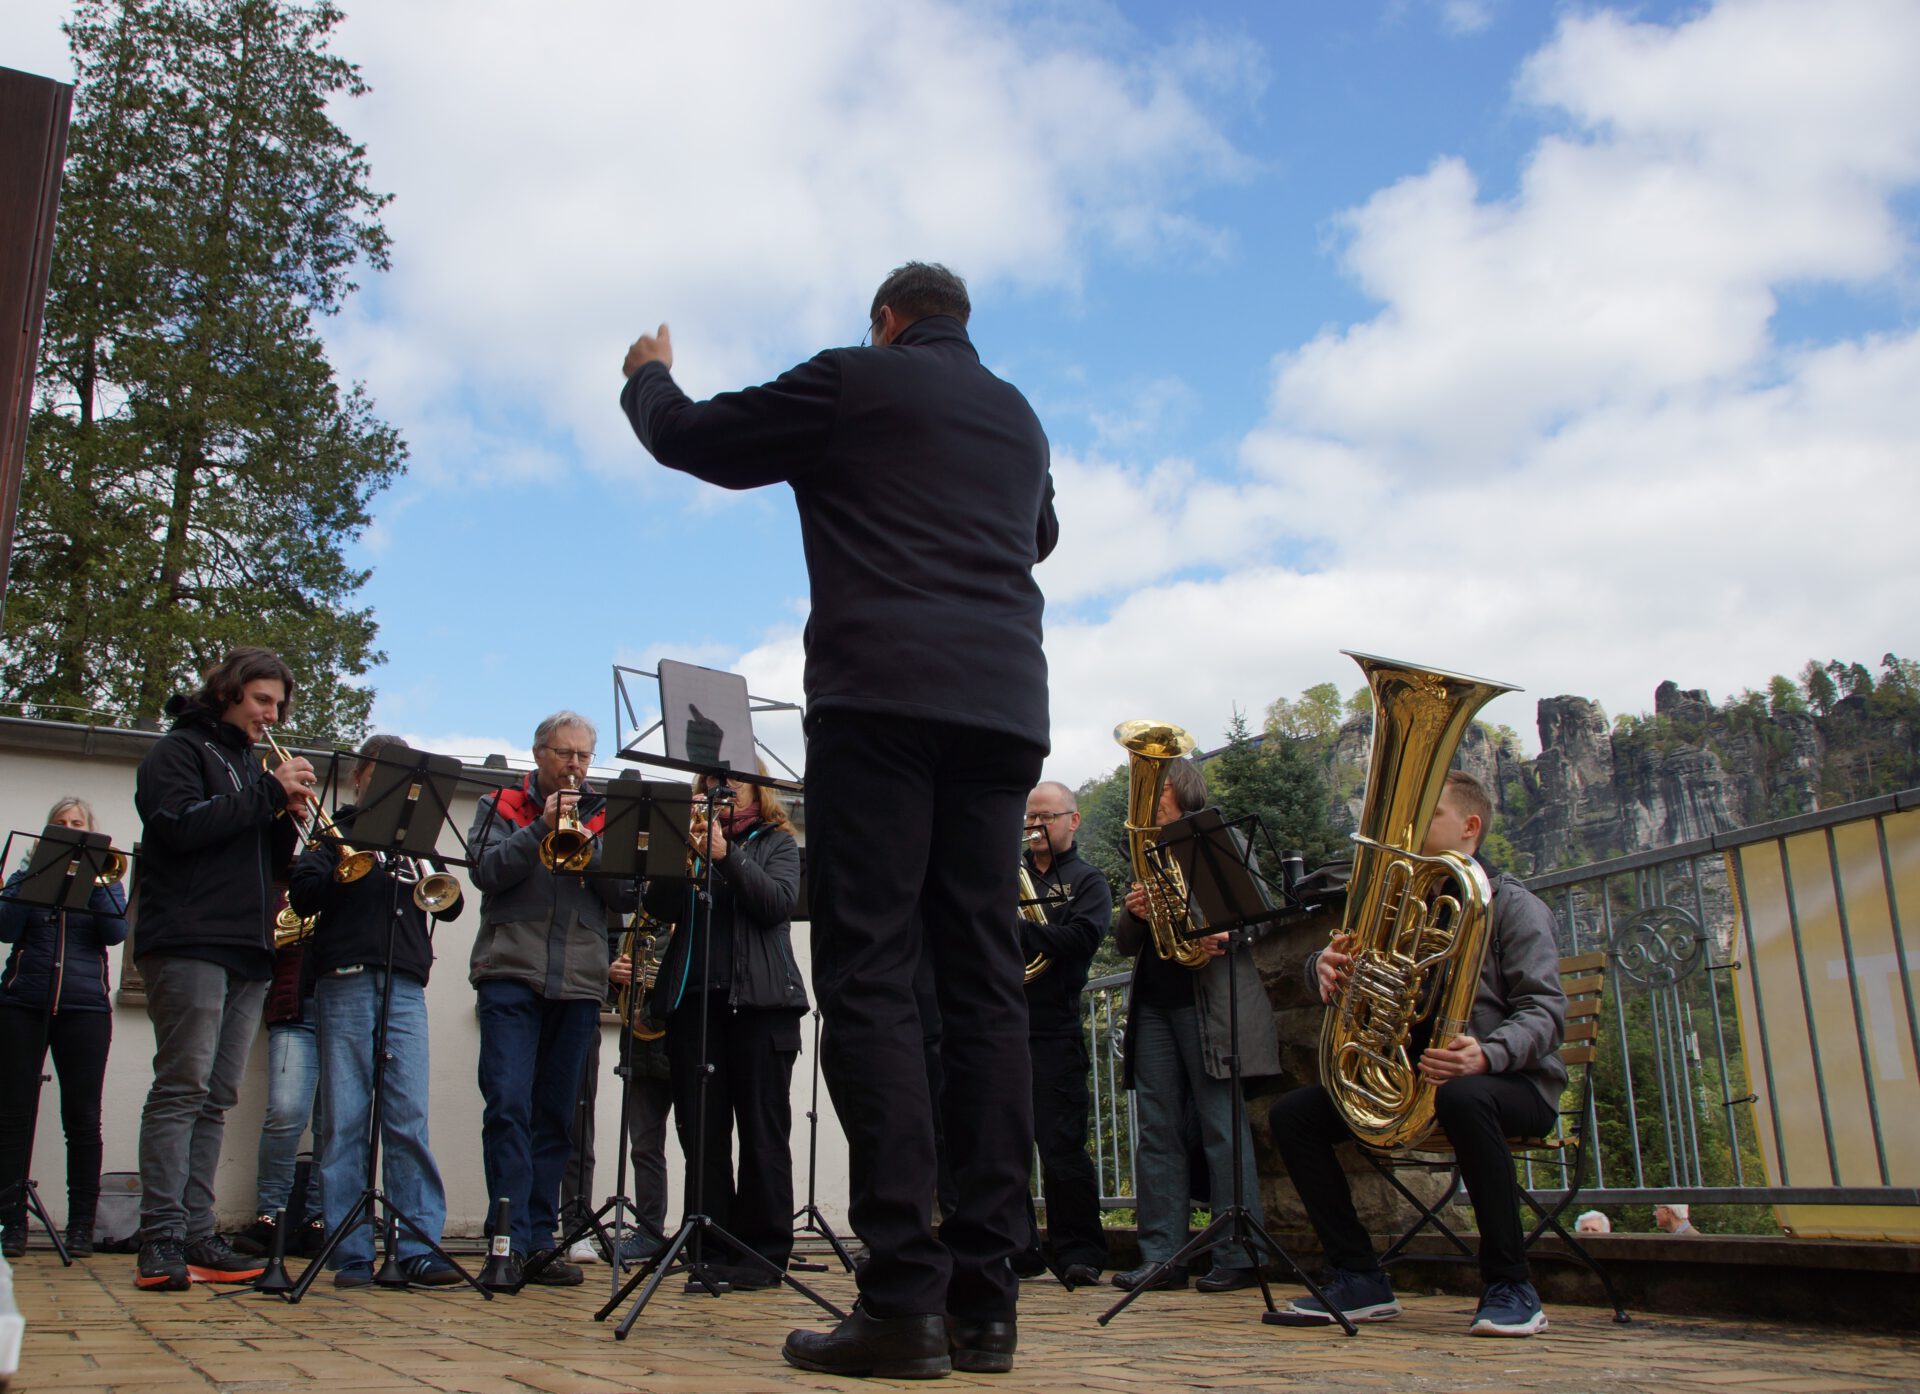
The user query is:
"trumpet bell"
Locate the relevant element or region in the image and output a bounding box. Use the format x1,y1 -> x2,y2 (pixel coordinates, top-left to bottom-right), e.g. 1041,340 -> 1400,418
96,850 -> 128,887
412,873 -> 464,914
539,828 -> 594,873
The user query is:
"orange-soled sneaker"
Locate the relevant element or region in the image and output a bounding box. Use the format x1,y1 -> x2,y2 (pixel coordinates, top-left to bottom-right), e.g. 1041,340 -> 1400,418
184,1234 -> 265,1283
135,1236 -> 190,1291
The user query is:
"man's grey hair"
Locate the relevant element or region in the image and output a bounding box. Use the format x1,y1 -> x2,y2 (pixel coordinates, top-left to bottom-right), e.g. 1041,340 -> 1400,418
1659,1202 -> 1690,1220
1032,780 -> 1077,811
533,710 -> 598,750
1575,1209 -> 1611,1232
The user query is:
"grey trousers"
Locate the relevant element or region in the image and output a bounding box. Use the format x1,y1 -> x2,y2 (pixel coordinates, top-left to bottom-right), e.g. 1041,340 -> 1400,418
137,955 -> 268,1241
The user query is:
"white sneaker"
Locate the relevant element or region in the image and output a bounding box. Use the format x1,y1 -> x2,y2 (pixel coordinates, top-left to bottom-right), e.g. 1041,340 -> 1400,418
566,1238 -> 600,1265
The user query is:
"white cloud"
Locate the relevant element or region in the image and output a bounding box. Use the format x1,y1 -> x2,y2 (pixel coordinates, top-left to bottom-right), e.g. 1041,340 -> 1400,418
323,0 -> 1250,488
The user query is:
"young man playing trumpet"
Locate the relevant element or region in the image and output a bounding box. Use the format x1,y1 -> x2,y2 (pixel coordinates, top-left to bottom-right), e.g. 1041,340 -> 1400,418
132,646 -> 310,1290
468,712 -> 636,1287
1269,771 -> 1566,1336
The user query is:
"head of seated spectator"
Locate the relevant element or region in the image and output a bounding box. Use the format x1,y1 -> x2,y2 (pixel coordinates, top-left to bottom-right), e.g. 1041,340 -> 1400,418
1574,1210 -> 1611,1235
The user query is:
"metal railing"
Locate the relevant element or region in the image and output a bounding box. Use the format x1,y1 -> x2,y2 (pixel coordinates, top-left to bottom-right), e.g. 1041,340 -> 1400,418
1069,789 -> 1920,1218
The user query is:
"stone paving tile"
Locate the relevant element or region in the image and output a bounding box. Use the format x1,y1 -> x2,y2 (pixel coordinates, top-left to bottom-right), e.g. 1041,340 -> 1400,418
8,1256 -> 1920,1394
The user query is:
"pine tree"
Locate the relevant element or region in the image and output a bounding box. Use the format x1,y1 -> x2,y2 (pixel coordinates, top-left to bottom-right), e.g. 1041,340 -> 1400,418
2,0 -> 402,738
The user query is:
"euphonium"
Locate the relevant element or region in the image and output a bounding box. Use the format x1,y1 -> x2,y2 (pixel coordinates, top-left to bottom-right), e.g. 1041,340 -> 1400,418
261,729 -> 377,882
1115,719 -> 1210,970
274,902 -> 315,948
539,774 -> 594,872
1318,652 -> 1517,1151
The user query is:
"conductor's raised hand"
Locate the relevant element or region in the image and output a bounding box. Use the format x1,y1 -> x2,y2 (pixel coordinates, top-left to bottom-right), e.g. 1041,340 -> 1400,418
623,323 -> 673,377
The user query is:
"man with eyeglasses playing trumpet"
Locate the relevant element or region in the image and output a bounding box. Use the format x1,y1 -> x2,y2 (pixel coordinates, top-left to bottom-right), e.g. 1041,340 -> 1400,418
131,646 -> 311,1291
468,711 -> 637,1288
1014,782 -> 1112,1286
290,734 -> 466,1288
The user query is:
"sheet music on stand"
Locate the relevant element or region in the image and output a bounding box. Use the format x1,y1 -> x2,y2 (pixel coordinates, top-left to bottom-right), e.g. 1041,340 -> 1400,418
2,825 -> 116,912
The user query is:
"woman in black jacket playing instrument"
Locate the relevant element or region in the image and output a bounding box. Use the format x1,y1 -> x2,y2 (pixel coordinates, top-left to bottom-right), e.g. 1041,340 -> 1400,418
641,768 -> 807,1285
0,798 -> 130,1258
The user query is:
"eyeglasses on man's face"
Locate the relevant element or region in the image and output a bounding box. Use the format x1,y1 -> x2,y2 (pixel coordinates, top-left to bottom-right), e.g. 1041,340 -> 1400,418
540,745 -> 595,764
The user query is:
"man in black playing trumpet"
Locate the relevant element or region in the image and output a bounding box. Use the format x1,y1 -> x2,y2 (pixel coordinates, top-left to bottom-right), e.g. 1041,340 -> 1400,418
291,734 -> 465,1288
468,711 -> 635,1287
1269,770 -> 1566,1337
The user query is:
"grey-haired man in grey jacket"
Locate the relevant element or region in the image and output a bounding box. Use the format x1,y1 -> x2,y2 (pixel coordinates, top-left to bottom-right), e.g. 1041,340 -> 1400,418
1269,770 -> 1566,1338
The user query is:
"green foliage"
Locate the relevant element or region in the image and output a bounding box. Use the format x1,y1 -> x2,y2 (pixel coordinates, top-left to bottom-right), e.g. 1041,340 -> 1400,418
1800,660 -> 1837,716
1766,675 -> 1805,716
1264,681 -> 1345,747
1,0 -> 402,740
1211,709 -> 1344,869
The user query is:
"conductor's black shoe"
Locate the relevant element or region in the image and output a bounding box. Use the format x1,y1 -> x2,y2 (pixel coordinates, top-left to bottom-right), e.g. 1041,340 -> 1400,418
1197,1265 -> 1261,1293
1111,1262 -> 1187,1291
1061,1263 -> 1102,1288
523,1248 -> 583,1286
783,1307 -> 952,1379
946,1315 -> 1017,1374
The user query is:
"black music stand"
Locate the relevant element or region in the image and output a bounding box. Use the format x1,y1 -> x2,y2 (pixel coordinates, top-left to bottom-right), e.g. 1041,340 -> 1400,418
790,1008 -> 856,1273
280,752 -> 489,1303
533,775 -> 690,1298
1098,809 -> 1357,1337
595,661 -> 838,1338
0,826 -> 122,1266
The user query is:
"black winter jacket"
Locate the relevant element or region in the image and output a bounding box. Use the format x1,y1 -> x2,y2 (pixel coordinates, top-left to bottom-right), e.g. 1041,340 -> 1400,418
289,805 -> 462,988
0,871 -> 129,1014
133,703 -> 297,974
622,316 -> 1056,750
1019,845 -> 1111,1037
646,820 -> 807,1019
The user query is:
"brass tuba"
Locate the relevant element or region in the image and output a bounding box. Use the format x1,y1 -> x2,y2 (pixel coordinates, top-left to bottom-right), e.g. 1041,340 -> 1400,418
1115,719 -> 1209,971
1318,652 -> 1517,1151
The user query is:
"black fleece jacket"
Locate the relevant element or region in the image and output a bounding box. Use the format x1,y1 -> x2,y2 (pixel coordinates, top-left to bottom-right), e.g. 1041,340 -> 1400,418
622,315 -> 1057,750
1019,845 -> 1111,1037
289,805 -> 463,987
132,703 -> 297,978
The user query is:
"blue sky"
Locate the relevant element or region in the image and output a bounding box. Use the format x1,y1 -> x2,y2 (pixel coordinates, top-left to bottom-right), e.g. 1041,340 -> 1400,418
6,0 -> 1917,787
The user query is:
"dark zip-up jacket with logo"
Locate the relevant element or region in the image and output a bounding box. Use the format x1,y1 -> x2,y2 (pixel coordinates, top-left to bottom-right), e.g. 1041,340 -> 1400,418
0,870 -> 129,1014
645,820 -> 808,1023
1019,844 -> 1111,1038
623,315 -> 1057,751
468,773 -> 637,1002
133,702 -> 297,978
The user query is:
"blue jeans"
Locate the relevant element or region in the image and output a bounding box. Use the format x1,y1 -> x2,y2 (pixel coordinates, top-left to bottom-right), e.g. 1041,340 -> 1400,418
1131,1002 -> 1262,1269
255,1014 -> 320,1214
475,980 -> 600,1256
137,955 -> 269,1241
314,969 -> 447,1271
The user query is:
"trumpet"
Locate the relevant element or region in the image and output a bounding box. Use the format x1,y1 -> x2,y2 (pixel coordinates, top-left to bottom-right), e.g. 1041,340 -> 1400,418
261,729 -> 377,882
95,849 -> 128,888
390,853 -> 463,915
539,774 -> 594,872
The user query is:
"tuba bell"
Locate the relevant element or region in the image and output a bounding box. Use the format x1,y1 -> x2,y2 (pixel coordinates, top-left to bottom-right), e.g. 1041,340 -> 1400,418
1318,652 -> 1517,1151
1115,719 -> 1210,970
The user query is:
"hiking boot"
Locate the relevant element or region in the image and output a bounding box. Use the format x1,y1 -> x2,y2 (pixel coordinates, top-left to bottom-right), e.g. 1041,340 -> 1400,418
1286,1267 -> 1401,1322
135,1235 -> 191,1291
1471,1279 -> 1548,1337
184,1233 -> 266,1283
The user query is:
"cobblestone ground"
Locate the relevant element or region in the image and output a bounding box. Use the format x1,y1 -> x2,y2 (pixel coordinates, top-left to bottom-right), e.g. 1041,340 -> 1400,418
9,1251 -> 1919,1394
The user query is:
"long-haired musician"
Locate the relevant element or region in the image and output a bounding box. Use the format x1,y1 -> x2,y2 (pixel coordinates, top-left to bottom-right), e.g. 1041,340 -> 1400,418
131,646 -> 310,1290
1269,770 -> 1566,1336
642,766 -> 806,1286
0,797 -> 128,1259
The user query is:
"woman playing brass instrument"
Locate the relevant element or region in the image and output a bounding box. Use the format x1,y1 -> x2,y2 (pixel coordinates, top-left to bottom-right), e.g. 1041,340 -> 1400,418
643,765 -> 806,1286
0,797 -> 129,1259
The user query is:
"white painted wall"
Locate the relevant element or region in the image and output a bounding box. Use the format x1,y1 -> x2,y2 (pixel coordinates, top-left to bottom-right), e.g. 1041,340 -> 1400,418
2,718 -> 851,1242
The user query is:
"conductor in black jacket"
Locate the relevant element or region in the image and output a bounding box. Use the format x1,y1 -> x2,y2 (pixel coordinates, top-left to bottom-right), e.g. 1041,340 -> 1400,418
622,262 -> 1056,1378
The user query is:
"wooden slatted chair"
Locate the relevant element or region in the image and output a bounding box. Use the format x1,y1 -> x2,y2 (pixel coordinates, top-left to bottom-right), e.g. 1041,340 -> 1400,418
1361,951 -> 1631,1323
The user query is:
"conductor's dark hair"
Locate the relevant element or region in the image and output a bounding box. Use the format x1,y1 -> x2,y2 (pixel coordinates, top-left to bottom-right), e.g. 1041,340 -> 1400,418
870,262 -> 970,328
190,646 -> 296,721
1164,758 -> 1208,816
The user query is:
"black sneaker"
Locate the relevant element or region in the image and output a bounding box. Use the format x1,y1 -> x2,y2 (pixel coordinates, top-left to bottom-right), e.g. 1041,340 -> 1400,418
1470,1279 -> 1548,1337
1,1223 -> 24,1259
64,1221 -> 96,1258
298,1217 -> 327,1257
334,1264 -> 374,1289
136,1235 -> 191,1291
184,1233 -> 266,1283
1286,1266 -> 1401,1323
523,1248 -> 584,1286
401,1255 -> 465,1287
230,1213 -> 277,1257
